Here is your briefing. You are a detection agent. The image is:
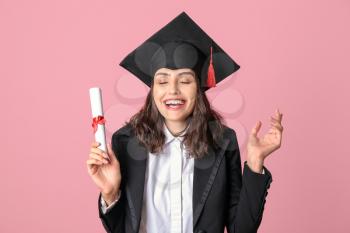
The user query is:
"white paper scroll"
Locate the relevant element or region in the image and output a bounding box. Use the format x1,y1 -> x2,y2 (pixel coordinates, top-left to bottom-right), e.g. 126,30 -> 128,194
89,87 -> 107,153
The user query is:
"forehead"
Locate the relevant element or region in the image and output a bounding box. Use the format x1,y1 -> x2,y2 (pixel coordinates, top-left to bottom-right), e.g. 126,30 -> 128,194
155,68 -> 195,76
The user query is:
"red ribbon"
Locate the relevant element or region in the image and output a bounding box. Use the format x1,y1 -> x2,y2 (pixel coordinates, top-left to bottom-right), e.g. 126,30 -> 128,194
92,115 -> 106,133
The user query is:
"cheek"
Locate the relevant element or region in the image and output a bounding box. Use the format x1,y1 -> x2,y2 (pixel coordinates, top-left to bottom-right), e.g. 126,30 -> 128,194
184,88 -> 197,109
188,98 -> 196,110
186,86 -> 197,102
152,88 -> 165,106
152,88 -> 159,99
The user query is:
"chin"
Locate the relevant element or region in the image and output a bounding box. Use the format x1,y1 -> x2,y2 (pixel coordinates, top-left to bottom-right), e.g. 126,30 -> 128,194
163,112 -> 190,122
157,103 -> 193,122
163,115 -> 186,122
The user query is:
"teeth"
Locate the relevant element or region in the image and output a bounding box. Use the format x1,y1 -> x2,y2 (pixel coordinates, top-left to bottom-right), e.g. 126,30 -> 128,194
165,99 -> 184,105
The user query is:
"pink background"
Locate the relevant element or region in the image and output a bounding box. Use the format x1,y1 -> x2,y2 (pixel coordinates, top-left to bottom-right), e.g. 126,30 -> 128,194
1,0 -> 349,232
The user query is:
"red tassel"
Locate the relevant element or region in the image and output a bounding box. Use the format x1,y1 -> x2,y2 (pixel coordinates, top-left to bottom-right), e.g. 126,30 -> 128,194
207,46 -> 216,88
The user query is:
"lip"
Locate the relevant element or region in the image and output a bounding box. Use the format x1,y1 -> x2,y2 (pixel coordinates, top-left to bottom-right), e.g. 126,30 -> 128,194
163,98 -> 186,111
163,98 -> 186,103
164,103 -> 185,110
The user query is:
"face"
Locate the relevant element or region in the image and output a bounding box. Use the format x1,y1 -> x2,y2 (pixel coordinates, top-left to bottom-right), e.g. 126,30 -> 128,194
152,68 -> 197,123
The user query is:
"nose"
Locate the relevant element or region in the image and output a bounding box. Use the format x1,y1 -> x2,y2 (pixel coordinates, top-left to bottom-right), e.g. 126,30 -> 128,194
169,79 -> 180,94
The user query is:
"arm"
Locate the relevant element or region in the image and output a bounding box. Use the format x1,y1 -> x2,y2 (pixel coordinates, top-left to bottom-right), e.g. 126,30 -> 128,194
225,130 -> 273,233
98,132 -> 126,233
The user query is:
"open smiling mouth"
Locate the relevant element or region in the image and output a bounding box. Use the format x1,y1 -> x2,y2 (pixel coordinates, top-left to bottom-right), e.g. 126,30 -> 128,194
163,99 -> 186,110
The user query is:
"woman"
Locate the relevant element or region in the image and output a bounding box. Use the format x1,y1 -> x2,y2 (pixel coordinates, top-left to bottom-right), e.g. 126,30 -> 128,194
87,12 -> 283,233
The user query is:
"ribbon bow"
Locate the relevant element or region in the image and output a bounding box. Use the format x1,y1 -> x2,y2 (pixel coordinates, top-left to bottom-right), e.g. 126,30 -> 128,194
91,115 -> 106,133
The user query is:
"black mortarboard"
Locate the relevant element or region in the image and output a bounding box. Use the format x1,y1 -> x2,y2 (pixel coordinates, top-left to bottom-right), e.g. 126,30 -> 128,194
119,11 -> 240,92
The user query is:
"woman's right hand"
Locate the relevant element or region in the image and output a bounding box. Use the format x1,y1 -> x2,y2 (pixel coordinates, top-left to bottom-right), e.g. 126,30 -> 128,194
87,141 -> 122,203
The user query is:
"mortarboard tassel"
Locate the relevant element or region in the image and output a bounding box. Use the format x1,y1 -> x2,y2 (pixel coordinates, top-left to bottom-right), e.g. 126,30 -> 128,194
207,46 -> 216,88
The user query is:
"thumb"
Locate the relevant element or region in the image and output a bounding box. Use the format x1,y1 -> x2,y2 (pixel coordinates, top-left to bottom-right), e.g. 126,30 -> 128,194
251,121 -> 262,137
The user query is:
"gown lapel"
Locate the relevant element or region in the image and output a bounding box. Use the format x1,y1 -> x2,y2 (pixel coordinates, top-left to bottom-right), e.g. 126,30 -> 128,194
192,138 -> 230,229
124,134 -> 148,233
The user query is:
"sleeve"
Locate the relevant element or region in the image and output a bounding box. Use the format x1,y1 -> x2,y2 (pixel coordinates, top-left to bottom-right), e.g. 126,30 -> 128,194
225,129 -> 273,233
98,131 -> 126,233
100,190 -> 122,214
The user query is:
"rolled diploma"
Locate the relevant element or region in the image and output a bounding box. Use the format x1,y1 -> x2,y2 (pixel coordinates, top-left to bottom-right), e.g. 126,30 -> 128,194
89,87 -> 107,153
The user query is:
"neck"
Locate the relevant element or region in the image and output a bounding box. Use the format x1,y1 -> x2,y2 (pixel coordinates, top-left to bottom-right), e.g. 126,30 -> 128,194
164,118 -> 190,136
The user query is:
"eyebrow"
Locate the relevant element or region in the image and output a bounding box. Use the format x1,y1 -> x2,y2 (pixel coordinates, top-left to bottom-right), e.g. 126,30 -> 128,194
155,71 -> 195,77
155,72 -> 170,77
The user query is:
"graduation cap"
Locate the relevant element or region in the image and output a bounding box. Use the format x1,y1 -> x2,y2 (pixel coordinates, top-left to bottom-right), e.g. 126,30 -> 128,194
119,11 -> 240,92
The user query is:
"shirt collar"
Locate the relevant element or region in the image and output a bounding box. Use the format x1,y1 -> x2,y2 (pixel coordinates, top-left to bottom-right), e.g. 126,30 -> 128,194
164,122 -> 190,144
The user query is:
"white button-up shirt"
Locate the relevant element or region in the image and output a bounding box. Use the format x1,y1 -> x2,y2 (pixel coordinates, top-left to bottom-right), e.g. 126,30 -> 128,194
138,123 -> 193,233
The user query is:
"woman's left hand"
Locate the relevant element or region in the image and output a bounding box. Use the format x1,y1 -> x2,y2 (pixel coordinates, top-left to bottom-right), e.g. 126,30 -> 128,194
246,109 -> 284,173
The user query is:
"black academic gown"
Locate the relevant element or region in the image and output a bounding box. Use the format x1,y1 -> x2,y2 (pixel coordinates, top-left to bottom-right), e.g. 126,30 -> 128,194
98,123 -> 273,233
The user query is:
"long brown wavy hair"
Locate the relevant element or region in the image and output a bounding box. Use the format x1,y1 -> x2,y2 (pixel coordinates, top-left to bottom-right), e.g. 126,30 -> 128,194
126,73 -> 226,159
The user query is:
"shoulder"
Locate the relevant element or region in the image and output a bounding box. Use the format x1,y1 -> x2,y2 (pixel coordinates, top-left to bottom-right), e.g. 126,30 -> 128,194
222,124 -> 237,140
111,123 -> 134,143
221,124 -> 239,151
110,123 -> 135,158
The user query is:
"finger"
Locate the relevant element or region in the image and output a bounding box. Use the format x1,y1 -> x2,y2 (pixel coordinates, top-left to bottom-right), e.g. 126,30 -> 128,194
270,116 -> 278,122
87,163 -> 98,176
90,147 -> 109,159
270,116 -> 280,122
270,124 -> 283,140
86,158 -> 104,167
275,108 -> 280,117
86,159 -> 95,171
91,141 -> 101,147
89,153 -> 109,164
279,114 -> 283,123
251,121 -> 262,136
86,159 -> 102,174
270,118 -> 282,128
270,121 -> 283,131
276,108 -> 283,122
270,116 -> 283,126
271,113 -> 282,123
